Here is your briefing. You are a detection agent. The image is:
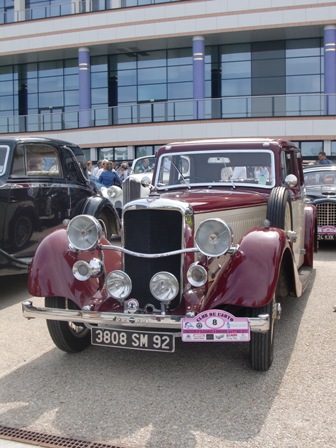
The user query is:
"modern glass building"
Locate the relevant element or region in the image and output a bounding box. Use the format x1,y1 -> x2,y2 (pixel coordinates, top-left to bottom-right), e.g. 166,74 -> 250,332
1,0 -> 336,162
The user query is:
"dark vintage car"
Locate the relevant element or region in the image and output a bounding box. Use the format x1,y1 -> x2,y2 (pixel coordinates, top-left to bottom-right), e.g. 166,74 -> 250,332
303,165 -> 336,241
0,136 -> 120,275
23,138 -> 316,371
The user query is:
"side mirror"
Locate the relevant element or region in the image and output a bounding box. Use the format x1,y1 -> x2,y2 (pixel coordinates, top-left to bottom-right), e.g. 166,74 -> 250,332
285,174 -> 298,188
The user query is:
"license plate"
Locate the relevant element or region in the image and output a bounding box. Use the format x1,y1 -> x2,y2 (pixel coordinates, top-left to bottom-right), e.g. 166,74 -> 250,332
91,328 -> 175,352
318,234 -> 336,240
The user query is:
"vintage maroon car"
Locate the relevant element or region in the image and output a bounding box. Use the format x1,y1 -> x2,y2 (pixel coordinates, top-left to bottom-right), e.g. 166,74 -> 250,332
22,138 -> 316,371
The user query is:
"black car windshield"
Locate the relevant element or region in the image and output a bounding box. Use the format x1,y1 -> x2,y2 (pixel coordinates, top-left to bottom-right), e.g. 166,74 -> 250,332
155,150 -> 275,189
0,146 -> 10,176
304,169 -> 336,187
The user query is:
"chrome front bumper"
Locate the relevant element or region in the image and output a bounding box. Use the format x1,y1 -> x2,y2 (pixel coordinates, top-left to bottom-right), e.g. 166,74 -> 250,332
22,300 -> 270,333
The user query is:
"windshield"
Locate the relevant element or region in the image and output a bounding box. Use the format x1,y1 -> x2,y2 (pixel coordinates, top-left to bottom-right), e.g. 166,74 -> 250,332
155,150 -> 275,189
0,145 -> 10,176
132,156 -> 155,174
304,170 -> 336,187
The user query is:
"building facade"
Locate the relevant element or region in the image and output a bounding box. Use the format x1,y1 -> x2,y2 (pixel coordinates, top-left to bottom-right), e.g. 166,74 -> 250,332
1,0 -> 336,162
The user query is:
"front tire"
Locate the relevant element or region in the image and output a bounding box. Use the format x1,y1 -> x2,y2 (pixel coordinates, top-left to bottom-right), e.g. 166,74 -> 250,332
250,298 -> 275,371
45,296 -> 91,353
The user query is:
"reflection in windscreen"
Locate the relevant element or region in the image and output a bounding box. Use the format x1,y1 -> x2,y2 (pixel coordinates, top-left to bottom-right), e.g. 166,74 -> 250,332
156,150 -> 275,188
0,146 -> 9,176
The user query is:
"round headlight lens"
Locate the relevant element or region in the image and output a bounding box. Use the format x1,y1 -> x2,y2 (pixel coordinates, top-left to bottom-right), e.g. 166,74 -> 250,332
106,270 -> 132,300
187,263 -> 207,287
150,272 -> 179,303
67,215 -> 102,251
195,218 -> 233,257
107,186 -> 121,198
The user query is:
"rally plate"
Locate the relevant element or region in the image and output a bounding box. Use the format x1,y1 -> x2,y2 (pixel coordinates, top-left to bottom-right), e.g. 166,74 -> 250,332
91,327 -> 175,352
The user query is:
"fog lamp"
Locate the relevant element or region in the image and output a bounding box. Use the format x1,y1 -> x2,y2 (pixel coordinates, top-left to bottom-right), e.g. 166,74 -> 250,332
187,263 -> 207,287
106,270 -> 132,300
67,215 -> 102,251
150,272 -> 179,303
195,218 -> 233,257
72,258 -> 103,281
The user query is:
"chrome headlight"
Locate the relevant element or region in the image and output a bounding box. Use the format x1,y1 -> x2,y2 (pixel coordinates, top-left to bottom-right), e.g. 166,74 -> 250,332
150,272 -> 179,303
106,270 -> 132,300
187,263 -> 207,287
195,218 -> 233,257
107,185 -> 122,198
72,258 -> 103,281
67,215 -> 102,251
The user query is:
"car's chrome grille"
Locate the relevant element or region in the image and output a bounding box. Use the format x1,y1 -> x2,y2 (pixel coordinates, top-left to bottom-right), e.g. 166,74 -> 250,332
123,209 -> 183,309
316,202 -> 336,226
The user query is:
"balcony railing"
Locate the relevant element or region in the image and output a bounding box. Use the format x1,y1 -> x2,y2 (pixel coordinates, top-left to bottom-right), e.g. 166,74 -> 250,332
0,94 -> 334,134
0,0 -> 185,24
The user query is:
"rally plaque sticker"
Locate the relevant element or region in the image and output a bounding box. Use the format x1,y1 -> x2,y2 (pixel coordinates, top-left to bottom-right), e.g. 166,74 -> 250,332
181,310 -> 250,342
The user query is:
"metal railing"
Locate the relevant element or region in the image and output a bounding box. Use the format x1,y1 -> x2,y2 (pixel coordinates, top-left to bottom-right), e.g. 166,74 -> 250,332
0,0 -> 184,24
0,94 -> 334,134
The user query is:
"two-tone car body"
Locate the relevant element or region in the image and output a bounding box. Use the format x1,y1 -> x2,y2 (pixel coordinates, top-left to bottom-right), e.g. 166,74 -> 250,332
23,138 -> 316,371
0,136 -> 120,275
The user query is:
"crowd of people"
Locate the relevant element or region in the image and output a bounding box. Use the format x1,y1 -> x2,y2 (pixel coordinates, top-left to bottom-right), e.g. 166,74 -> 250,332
86,159 -> 131,188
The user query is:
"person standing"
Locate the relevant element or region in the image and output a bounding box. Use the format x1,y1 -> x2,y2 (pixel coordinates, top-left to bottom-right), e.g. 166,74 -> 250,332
98,161 -> 122,187
316,151 -> 332,165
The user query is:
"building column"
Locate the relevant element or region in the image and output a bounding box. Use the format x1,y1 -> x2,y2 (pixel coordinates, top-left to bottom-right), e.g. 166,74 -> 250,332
324,25 -> 336,114
14,0 -> 26,21
193,36 -> 205,119
78,47 -> 91,127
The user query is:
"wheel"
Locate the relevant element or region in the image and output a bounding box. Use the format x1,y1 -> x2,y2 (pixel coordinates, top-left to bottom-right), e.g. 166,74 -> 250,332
13,215 -> 33,249
45,296 -> 91,353
97,210 -> 113,241
250,298 -> 275,371
266,187 -> 292,231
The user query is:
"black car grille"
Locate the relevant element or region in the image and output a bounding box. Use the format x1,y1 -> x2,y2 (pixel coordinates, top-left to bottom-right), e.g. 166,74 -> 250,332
123,208 -> 183,309
316,202 -> 336,226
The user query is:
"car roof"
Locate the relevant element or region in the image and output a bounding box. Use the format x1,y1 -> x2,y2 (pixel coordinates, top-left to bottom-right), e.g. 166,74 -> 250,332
303,165 -> 336,173
0,136 -> 78,147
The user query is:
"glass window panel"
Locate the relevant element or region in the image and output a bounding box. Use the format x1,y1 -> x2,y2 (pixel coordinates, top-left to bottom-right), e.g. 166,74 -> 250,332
0,96 -> 13,111
27,78 -> 38,93
91,71 -> 108,88
38,93 -> 63,108
91,56 -> 108,72
252,59 -> 285,77
286,75 -> 321,93
222,78 -> 251,96
221,43 -> 251,62
28,94 -> 38,109
299,141 -> 323,157
0,81 -> 13,95
38,61 -> 63,76
135,146 -> 154,157
286,94 -> 323,116
27,63 -> 38,79
64,90 -> 79,107
117,70 -> 137,86
138,67 -> 166,84
0,66 -> 13,81
91,88 -> 108,105
111,54 -> 136,70
168,48 -> 192,66
138,50 -> 166,68
168,65 -> 192,82
138,84 -> 166,101
222,97 -> 249,118
168,82 -> 192,100
167,100 -> 193,120
287,57 -> 321,75
331,141 -> 336,155
286,38 -> 321,57
64,59 -> 78,75
39,76 -> 63,92
64,74 -> 78,90
118,86 -> 137,103
252,76 -> 285,95
222,61 -> 251,79
252,41 -> 285,60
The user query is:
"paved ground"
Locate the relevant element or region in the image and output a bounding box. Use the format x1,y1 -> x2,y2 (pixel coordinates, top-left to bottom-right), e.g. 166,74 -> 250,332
0,243 -> 335,448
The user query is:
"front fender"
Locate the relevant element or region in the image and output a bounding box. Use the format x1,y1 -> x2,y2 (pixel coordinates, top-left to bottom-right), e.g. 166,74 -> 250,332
202,228 -> 294,310
304,203 -> 317,267
28,228 -> 122,309
81,196 -> 121,233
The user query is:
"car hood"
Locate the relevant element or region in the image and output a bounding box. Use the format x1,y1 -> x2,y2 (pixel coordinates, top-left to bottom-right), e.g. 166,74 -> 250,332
306,185 -> 336,199
158,188 -> 267,213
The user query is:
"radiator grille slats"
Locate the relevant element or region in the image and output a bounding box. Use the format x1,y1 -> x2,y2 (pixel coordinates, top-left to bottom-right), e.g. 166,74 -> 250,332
123,209 -> 183,309
317,203 -> 336,226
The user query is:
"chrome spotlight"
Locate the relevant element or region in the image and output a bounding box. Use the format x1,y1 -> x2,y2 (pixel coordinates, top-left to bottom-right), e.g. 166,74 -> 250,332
106,270 -> 132,300
67,215 -> 102,251
195,218 -> 233,257
187,263 -> 207,287
72,258 -> 103,281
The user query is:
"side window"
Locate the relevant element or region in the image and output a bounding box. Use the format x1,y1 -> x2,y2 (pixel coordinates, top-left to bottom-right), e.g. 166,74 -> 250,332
26,144 -> 61,176
11,145 -> 25,177
280,151 -> 292,183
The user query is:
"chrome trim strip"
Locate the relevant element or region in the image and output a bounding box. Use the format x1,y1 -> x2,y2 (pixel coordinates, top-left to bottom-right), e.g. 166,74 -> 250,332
99,243 -> 198,258
22,300 -> 270,333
